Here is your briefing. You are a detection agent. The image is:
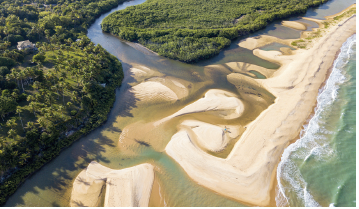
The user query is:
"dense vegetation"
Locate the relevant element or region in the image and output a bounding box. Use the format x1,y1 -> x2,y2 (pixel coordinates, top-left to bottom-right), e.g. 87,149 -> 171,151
102,0 -> 329,62
0,0 -> 129,205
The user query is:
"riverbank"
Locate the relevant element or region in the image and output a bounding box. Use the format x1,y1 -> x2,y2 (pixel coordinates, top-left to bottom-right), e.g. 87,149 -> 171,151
165,11 -> 356,206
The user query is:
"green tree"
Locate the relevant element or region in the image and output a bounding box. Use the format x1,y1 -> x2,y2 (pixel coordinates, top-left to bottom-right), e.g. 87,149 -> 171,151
32,53 -> 46,64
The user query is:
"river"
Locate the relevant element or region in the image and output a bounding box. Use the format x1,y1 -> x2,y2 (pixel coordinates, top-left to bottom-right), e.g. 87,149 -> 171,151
4,0 -> 355,206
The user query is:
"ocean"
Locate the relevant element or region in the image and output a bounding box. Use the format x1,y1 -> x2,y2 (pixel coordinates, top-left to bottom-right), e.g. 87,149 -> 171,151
276,34 -> 356,207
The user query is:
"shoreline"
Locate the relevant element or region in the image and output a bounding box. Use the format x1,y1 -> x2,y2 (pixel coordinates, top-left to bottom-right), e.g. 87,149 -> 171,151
164,12 -> 356,206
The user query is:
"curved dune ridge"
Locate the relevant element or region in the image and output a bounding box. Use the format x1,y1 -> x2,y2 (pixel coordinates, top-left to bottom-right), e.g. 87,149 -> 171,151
154,89 -> 244,126
281,20 -> 307,30
70,162 -> 154,207
180,120 -> 240,152
165,15 -> 356,206
124,75 -> 191,106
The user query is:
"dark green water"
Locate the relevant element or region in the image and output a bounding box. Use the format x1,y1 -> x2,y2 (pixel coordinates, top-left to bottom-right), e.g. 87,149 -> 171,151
277,35 -> 356,207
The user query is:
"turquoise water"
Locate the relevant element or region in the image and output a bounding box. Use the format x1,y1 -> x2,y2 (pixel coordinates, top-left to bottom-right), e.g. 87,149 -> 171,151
277,35 -> 356,207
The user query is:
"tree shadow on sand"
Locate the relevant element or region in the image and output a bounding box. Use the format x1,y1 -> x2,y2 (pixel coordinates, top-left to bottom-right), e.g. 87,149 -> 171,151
4,68 -> 142,206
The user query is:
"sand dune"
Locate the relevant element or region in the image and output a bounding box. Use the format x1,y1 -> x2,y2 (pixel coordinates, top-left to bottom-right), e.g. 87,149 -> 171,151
165,15 -> 356,206
124,65 -> 191,106
281,20 -> 307,30
131,81 -> 178,103
154,89 -> 244,126
180,120 -> 240,152
70,162 -> 154,207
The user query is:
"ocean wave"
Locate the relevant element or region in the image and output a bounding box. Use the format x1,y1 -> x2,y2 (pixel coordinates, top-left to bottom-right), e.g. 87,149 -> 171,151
276,34 -> 356,207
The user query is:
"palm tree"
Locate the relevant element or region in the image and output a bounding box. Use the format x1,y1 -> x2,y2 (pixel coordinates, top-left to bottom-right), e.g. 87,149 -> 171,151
32,81 -> 41,91
6,119 -> 17,130
16,107 -> 25,132
37,117 -> 46,130
26,121 -> 35,130
18,70 -> 26,92
58,105 -> 65,118
19,153 -> 30,166
28,102 -> 37,116
7,129 -> 17,140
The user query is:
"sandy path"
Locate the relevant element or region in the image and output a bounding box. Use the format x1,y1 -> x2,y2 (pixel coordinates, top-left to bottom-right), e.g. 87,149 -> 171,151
165,15 -> 356,206
70,162 -> 154,207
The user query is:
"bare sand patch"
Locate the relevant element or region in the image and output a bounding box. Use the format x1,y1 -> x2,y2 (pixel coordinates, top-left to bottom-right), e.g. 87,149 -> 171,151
130,81 -> 178,104
70,162 -> 154,207
281,20 -> 307,30
180,120 -> 240,152
154,89 -> 244,126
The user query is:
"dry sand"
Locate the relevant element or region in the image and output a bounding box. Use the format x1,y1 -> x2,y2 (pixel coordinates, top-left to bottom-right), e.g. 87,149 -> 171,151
154,89 -> 244,126
124,75 -> 191,106
70,162 -> 154,207
281,20 -> 307,30
180,120 -> 240,152
165,15 -> 356,206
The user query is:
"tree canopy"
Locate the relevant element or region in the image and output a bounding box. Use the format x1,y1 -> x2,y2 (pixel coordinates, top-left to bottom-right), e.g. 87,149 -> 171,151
102,0 -> 329,62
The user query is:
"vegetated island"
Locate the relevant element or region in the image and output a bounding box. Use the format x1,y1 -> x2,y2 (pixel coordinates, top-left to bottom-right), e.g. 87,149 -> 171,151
101,0 -> 330,63
0,0 -> 131,205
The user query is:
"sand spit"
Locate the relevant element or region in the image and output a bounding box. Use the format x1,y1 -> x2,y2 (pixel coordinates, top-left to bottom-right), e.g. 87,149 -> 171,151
238,35 -> 294,50
154,89 -> 244,126
281,21 -> 307,30
70,162 -> 154,207
165,15 -> 356,206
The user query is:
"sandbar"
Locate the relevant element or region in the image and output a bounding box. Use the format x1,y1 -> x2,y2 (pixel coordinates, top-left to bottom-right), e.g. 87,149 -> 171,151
70,162 -> 154,207
165,14 -> 356,206
281,21 -> 307,30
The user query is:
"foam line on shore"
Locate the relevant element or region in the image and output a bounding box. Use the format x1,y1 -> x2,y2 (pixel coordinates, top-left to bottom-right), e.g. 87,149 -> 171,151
276,34 -> 356,207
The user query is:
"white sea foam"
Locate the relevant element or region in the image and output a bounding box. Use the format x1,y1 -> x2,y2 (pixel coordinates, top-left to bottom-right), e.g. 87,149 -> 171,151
276,34 -> 356,207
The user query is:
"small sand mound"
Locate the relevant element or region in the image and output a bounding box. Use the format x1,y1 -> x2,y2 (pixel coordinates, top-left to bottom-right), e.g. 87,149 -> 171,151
148,76 -> 191,100
154,89 -> 244,126
70,162 -> 154,207
281,21 -> 307,30
130,81 -> 178,105
181,120 -> 240,152
126,65 -> 163,84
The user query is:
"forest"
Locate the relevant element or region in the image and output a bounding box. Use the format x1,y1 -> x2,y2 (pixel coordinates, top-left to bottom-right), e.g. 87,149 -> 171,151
0,0 -> 128,205
102,0 -> 329,62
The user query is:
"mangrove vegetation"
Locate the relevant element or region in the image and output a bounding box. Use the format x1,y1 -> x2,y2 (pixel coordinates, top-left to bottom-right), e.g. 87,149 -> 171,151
102,0 -> 329,62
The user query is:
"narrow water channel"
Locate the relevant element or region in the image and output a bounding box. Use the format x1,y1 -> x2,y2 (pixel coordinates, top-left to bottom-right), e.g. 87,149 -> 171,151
4,0 -> 355,206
